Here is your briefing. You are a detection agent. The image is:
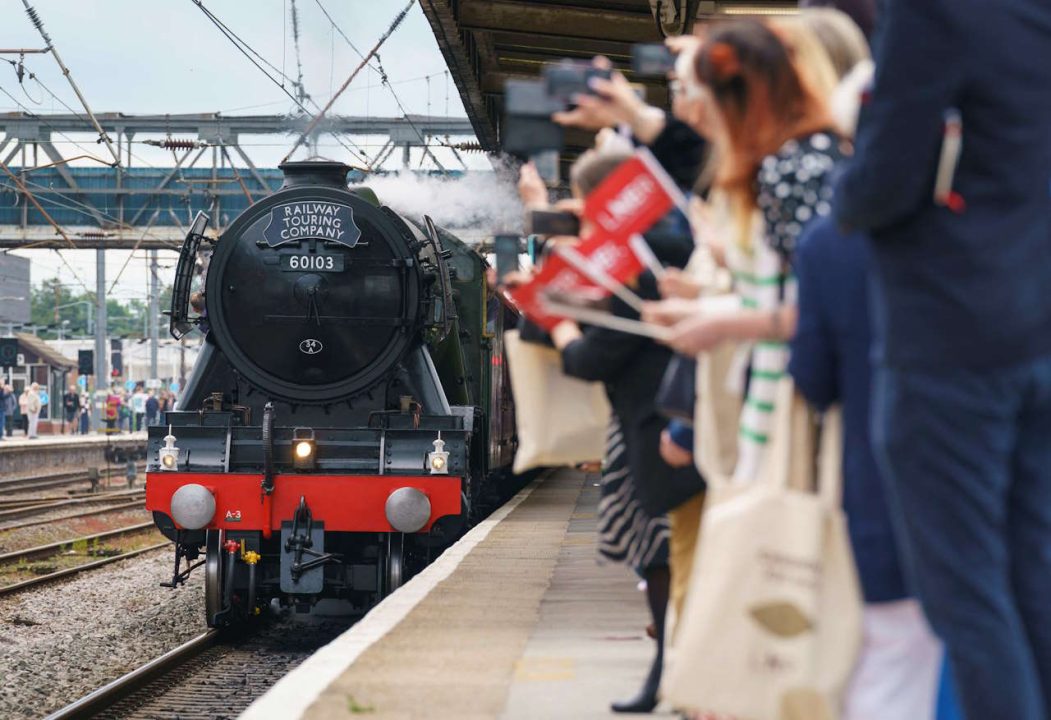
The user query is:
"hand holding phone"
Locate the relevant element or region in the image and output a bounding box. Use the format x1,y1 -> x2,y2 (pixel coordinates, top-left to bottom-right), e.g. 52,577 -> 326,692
528,210 -> 581,237
494,235 -> 521,283
631,44 -> 675,77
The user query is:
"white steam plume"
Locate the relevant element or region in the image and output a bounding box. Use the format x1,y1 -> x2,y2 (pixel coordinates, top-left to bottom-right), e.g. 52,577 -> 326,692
356,168 -> 524,242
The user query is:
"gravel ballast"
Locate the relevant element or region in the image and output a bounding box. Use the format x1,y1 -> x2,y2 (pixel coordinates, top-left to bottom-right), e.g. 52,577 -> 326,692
0,548 -> 206,719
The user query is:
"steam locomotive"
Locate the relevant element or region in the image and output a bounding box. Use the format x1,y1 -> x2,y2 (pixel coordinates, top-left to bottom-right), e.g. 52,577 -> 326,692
145,161 -> 517,626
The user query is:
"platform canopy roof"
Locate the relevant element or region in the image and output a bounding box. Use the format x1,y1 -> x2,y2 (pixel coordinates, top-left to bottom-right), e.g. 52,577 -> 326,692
421,0 -> 799,160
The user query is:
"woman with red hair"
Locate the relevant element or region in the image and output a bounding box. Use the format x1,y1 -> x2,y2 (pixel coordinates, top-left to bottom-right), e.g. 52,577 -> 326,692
650,19 -> 846,486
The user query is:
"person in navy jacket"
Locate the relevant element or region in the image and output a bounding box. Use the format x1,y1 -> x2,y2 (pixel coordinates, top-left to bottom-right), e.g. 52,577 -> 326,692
835,1 -> 1051,718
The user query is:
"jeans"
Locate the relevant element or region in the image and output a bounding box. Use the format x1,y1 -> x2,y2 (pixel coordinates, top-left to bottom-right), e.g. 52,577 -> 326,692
0,411 -> 4,439
872,354 -> 1051,720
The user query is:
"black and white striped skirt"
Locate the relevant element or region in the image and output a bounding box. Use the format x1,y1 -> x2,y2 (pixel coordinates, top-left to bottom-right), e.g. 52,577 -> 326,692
597,415 -> 670,573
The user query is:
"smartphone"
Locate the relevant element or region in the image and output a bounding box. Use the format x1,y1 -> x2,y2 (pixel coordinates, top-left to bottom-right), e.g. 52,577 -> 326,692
531,150 -> 560,186
503,79 -> 565,157
528,210 -> 581,237
504,79 -> 563,117
543,61 -> 613,104
631,43 -> 675,77
502,116 -> 564,157
494,235 -> 521,283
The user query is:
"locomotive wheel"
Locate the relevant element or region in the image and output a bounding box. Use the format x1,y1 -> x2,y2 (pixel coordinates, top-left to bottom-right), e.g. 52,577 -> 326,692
385,533 -> 404,595
204,530 -> 224,627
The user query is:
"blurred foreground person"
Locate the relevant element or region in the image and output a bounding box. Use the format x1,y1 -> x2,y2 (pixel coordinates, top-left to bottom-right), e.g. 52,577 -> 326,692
836,1 -> 1051,718
791,62 -> 948,720
517,148 -> 701,713
652,20 -> 845,483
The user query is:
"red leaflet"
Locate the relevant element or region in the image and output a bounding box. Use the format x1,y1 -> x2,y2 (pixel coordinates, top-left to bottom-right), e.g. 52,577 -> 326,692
508,252 -> 593,331
583,151 -> 679,240
509,150 -> 683,328
574,227 -> 645,285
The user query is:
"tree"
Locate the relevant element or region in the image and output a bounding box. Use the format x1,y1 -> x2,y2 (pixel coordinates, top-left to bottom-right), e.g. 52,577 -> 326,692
28,280 -> 174,339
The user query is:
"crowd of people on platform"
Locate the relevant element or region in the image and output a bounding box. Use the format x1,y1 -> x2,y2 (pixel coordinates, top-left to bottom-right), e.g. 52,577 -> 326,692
497,1 -> 1051,718
0,381 -> 175,438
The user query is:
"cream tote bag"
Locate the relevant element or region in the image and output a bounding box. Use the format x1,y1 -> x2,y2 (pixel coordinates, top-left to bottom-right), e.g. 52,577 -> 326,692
694,339 -> 744,486
665,379 -> 862,720
504,329 -> 611,474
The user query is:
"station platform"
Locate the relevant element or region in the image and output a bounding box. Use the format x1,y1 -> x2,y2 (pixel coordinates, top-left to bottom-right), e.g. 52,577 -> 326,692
243,469 -> 664,719
0,432 -> 147,478
0,431 -> 146,451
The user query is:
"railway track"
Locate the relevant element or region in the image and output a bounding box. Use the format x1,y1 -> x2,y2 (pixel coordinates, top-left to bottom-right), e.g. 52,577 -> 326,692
0,488 -> 144,517
0,466 -> 142,496
0,492 -> 147,531
45,619 -> 353,720
0,522 -> 166,596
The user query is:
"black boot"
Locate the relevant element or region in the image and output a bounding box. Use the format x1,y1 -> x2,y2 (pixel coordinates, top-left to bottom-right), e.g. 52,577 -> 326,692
612,565 -> 669,714
611,640 -> 662,713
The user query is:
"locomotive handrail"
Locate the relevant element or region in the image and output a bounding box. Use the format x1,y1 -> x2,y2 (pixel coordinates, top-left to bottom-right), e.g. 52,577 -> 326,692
169,211 -> 211,340
423,215 -> 455,343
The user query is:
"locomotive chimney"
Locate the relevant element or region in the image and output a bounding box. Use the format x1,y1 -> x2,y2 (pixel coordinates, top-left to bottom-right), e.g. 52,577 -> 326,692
278,161 -> 352,189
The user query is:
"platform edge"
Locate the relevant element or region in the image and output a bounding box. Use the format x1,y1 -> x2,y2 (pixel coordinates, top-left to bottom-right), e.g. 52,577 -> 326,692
238,475 -> 542,720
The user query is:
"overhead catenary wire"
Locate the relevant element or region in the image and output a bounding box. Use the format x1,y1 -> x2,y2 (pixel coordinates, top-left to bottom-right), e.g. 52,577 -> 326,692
310,1 -> 451,171
283,0 -> 416,163
311,0 -> 382,74
107,209 -> 159,294
187,0 -> 371,166
0,158 -> 73,249
0,81 -> 115,168
0,160 -> 92,294
1,58 -> 161,171
0,169 -> 184,250
188,0 -> 315,111
23,71 -> 161,168
20,0 -> 121,167
288,0 -> 310,104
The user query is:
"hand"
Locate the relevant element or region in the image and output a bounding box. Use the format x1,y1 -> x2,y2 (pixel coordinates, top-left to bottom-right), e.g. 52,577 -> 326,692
658,268 -> 702,300
517,162 -> 549,209
666,35 -> 702,57
665,313 -> 728,355
552,92 -> 626,132
660,429 -> 694,468
552,197 -> 584,215
488,267 -> 536,291
551,319 -> 583,350
552,61 -> 654,133
642,297 -> 701,327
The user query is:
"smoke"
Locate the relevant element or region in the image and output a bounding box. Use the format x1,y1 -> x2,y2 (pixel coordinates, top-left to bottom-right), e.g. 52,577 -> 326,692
354,166 -> 524,241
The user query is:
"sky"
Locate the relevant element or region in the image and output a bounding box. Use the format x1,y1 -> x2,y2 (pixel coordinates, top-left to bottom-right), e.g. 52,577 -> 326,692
0,0 -> 489,301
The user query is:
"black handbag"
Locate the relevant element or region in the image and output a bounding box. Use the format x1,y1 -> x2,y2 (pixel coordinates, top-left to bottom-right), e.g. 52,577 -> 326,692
629,410 -> 706,516
656,354 -> 697,425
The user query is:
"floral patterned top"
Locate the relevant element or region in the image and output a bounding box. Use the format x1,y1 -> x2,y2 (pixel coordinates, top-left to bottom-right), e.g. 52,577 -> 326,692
730,130 -> 845,484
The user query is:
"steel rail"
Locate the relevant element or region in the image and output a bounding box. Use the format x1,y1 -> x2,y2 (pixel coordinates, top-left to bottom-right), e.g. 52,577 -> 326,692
0,498 -> 146,532
0,489 -> 144,518
0,541 -> 168,597
42,630 -> 219,720
0,521 -> 156,565
0,466 -> 142,494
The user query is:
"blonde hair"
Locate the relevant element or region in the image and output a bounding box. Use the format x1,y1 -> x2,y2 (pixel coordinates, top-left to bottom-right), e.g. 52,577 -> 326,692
695,19 -> 833,252
768,16 -> 840,103
798,7 -> 871,81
